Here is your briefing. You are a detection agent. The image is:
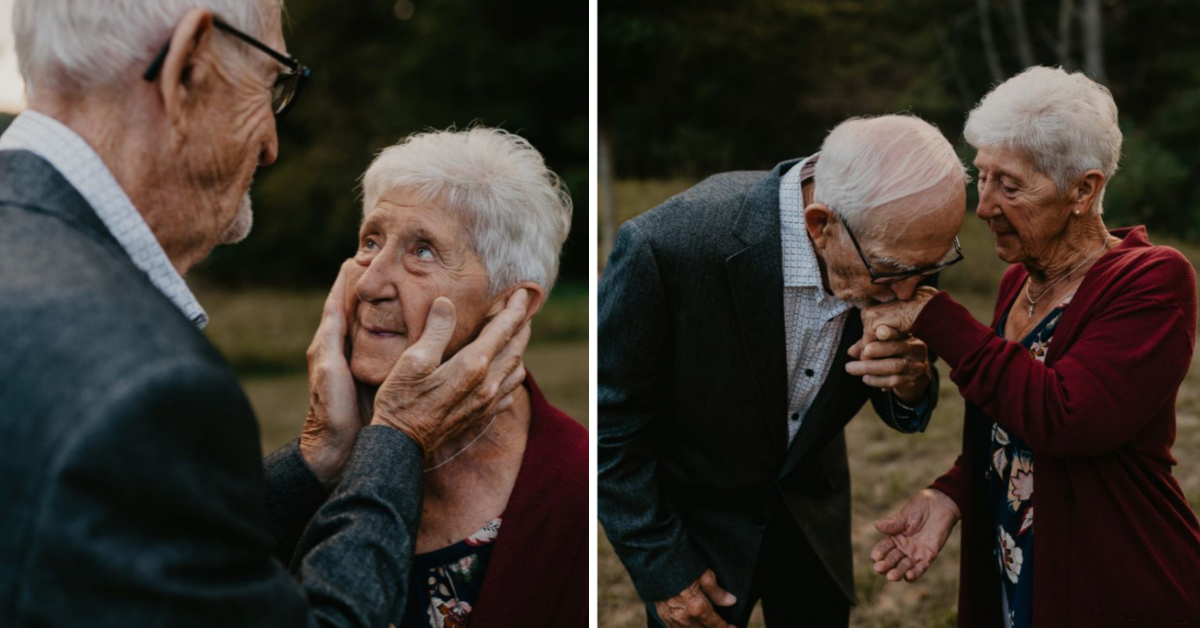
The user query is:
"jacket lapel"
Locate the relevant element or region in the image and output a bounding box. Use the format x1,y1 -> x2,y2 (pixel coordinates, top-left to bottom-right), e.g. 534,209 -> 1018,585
779,311 -> 863,477
725,160 -> 798,458
0,149 -> 124,257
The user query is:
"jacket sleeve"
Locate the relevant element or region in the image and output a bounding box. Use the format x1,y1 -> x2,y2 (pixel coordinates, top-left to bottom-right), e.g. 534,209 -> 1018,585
597,221 -> 708,603
911,256 -> 1196,458
262,439 -> 329,565
20,357 -> 421,628
867,366 -> 939,434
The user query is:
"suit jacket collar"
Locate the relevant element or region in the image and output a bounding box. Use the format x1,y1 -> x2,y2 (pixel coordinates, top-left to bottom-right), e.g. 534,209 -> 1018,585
0,149 -> 124,258
725,159 -> 801,458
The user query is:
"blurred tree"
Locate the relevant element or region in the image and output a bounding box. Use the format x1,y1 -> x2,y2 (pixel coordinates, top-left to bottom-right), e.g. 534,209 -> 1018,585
198,0 -> 587,288
601,0 -> 1200,239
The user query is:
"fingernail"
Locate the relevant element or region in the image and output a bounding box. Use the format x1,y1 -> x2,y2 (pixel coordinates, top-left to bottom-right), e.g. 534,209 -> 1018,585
512,288 -> 530,307
431,297 -> 453,319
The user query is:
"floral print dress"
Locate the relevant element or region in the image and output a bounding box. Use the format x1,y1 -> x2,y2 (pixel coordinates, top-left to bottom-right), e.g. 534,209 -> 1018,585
399,516 -> 502,628
988,296 -> 1071,628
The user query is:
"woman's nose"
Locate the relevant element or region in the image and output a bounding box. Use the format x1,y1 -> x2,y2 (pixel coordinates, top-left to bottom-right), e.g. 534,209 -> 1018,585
355,255 -> 399,303
976,181 -> 1000,221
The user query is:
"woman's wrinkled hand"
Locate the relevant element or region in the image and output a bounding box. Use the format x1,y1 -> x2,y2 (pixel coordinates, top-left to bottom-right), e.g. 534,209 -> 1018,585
370,289 -> 531,460
860,286 -> 940,341
301,259 -> 364,488
870,488 -> 961,582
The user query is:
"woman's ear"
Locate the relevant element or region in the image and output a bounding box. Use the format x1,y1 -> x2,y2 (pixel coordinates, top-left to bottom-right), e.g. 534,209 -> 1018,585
158,9 -> 218,135
486,282 -> 546,327
1070,169 -> 1106,216
804,203 -> 835,251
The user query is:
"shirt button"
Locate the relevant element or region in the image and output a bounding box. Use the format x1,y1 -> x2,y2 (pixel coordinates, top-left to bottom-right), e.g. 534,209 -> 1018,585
805,368 -> 814,377
790,412 -> 800,421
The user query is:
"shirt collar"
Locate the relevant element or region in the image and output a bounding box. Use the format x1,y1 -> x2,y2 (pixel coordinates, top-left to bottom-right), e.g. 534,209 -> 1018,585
0,110 -> 209,328
779,154 -> 852,318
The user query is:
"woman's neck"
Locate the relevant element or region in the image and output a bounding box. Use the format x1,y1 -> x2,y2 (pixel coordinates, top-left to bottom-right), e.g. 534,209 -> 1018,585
1026,216 -> 1114,286
423,383 -> 532,473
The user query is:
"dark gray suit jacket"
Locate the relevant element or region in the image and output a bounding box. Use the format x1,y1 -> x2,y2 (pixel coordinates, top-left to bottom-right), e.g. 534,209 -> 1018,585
598,160 -> 937,621
0,150 -> 421,627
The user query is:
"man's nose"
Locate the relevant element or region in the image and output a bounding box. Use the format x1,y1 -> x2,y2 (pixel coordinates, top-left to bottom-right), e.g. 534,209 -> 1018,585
355,254 -> 399,303
256,130 -> 277,166
891,276 -> 922,301
259,120 -> 279,167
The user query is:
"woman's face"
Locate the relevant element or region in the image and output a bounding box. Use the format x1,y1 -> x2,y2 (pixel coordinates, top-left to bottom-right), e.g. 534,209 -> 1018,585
973,146 -> 1074,266
346,188 -> 496,386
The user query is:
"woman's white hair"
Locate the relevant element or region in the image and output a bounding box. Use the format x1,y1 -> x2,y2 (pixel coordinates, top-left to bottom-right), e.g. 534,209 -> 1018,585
964,66 -> 1121,213
814,115 -> 968,239
13,0 -> 281,96
361,127 -> 573,295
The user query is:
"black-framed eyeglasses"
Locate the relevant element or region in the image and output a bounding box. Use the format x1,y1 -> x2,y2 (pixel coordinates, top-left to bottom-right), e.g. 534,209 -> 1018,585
142,17 -> 311,116
836,213 -> 964,284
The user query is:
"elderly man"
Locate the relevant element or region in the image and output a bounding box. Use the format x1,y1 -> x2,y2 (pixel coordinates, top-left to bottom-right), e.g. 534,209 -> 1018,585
598,115 -> 967,628
0,1 -> 528,627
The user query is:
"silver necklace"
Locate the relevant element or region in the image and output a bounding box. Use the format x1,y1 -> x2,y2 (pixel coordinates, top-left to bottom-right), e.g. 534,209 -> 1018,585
1023,239 -> 1109,317
423,414 -> 499,472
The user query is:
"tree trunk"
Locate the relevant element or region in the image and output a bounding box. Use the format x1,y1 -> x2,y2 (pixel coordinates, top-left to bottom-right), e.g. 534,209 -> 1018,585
1056,0 -> 1076,69
978,0 -> 1006,83
1005,0 -> 1037,69
1082,0 -> 1106,84
599,125 -> 617,269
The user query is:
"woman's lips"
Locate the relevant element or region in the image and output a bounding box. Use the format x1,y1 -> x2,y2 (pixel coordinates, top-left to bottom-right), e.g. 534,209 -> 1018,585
360,321 -> 405,338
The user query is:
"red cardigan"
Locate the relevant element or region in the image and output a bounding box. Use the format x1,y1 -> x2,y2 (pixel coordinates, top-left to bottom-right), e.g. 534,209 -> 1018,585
468,374 -> 588,628
912,227 -> 1200,627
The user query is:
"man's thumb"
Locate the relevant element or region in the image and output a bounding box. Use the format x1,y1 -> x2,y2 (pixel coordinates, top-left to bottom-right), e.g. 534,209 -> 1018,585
699,573 -> 736,607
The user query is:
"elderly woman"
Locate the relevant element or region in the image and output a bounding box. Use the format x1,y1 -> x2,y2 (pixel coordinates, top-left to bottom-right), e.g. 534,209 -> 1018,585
339,127 -> 586,627
862,67 -> 1200,627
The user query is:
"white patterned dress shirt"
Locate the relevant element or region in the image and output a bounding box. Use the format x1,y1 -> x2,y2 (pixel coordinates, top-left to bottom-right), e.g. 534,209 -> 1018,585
779,154 -> 853,444
0,110 -> 209,328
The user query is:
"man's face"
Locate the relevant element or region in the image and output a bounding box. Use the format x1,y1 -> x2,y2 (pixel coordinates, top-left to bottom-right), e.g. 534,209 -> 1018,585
813,183 -> 966,308
345,188 -> 496,386
181,16 -> 283,246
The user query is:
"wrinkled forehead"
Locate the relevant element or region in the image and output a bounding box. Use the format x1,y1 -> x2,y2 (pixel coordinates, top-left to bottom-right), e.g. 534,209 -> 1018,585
854,192 -> 964,269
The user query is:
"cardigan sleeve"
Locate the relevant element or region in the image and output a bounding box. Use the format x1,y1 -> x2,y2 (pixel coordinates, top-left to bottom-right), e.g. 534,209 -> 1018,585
929,455 -> 968,509
911,255 -> 1195,458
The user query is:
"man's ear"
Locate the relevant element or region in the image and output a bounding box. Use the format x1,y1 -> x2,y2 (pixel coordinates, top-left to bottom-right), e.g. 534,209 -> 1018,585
158,9 -> 218,134
1070,169 -> 1106,216
487,281 -> 546,328
804,203 -> 836,251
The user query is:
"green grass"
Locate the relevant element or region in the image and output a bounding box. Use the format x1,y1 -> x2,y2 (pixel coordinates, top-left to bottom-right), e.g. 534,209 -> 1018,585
194,281 -> 588,454
597,179 -> 1200,628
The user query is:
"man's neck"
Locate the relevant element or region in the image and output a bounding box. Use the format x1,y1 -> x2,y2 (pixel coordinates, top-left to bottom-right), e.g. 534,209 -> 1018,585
28,96 -> 208,276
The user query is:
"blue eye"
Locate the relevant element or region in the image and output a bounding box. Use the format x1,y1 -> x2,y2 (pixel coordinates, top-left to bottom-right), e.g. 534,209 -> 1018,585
362,238 -> 380,251
414,245 -> 435,260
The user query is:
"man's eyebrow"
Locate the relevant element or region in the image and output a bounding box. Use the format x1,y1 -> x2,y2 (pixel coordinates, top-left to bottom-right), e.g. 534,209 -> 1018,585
871,253 -> 918,272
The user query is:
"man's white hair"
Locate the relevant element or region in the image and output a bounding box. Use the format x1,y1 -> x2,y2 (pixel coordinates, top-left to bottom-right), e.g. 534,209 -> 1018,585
362,127 -> 573,295
13,0 -> 281,96
814,115 -> 968,238
964,66 -> 1121,213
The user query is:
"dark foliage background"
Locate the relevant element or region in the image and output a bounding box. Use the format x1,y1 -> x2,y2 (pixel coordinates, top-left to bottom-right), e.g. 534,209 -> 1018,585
600,0 -> 1200,238
187,0 -> 587,288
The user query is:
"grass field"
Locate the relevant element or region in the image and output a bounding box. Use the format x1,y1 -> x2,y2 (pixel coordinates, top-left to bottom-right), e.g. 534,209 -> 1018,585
194,280 -> 588,454
597,179 -> 1200,628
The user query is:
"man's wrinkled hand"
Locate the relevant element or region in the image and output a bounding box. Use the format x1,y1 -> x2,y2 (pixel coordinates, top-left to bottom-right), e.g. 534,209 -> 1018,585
870,488 -> 961,583
654,569 -> 737,628
370,289 -> 532,459
846,329 -> 932,403
301,259 -> 364,488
